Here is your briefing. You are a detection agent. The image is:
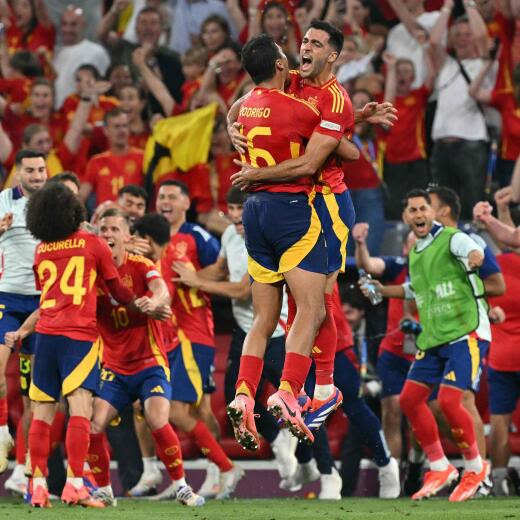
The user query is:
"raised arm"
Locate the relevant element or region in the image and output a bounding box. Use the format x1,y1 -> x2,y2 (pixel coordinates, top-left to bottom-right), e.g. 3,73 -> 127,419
0,122 -> 12,164
132,45 -> 176,115
510,152 -> 520,203
428,0 -> 453,71
464,0 -> 491,57
387,0 -> 424,37
226,0 -> 247,35
63,97 -> 92,154
33,0 -> 53,28
352,223 -> 386,275
473,200 -> 520,247
96,0 -> 130,45
383,52 -> 397,104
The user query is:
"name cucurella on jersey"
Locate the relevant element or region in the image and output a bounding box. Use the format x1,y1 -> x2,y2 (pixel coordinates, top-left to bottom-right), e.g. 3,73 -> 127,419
37,238 -> 86,253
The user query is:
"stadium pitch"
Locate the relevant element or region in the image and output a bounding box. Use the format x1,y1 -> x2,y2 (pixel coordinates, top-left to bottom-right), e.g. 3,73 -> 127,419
0,498 -> 517,519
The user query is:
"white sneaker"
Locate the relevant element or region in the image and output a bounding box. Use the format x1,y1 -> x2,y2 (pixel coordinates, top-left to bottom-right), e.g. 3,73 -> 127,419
197,462 -> 220,498
319,467 -> 342,500
5,463 -> 28,496
147,483 -> 177,501
476,474 -> 493,497
0,426 -> 13,474
128,467 -> 163,497
93,485 -> 118,506
379,457 -> 400,498
216,464 -> 244,499
280,459 -> 320,491
176,485 -> 205,506
271,429 -> 298,479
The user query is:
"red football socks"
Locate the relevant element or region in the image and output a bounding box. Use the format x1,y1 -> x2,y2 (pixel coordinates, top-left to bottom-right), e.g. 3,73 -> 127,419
438,385 -> 479,460
235,355 -> 263,398
151,424 -> 184,481
280,352 -> 312,397
65,416 -> 90,478
15,419 -> 25,465
400,380 -> 445,462
313,294 -> 337,386
188,421 -> 233,472
29,419 -> 51,478
88,432 -> 111,487
0,397 -> 7,426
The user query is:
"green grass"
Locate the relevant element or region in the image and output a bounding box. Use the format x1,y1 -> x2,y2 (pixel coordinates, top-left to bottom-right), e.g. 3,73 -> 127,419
0,498 -> 518,519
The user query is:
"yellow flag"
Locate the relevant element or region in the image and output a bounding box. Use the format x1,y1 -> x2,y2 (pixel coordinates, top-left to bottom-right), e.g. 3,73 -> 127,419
143,103 -> 218,192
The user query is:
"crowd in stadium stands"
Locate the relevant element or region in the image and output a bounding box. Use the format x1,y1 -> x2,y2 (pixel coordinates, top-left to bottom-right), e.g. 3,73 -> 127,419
1,0 -> 520,505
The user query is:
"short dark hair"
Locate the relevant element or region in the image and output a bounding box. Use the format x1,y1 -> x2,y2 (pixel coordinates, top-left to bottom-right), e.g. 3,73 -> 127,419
339,283 -> 366,311
75,63 -> 101,81
26,182 -> 86,242
403,188 -> 431,210
201,14 -> 231,38
241,34 -> 281,85
9,50 -> 42,77
15,149 -> 46,168
137,6 -> 161,19
308,19 -> 344,54
158,179 -> 190,197
426,185 -> 461,221
134,213 -> 171,246
226,186 -> 247,205
22,124 -> 49,146
118,184 -> 148,201
48,171 -> 80,190
31,77 -> 54,94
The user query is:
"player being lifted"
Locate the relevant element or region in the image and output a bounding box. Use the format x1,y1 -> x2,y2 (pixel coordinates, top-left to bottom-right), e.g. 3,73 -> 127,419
228,20 -> 397,433
87,209 -> 205,507
9,183 -> 136,508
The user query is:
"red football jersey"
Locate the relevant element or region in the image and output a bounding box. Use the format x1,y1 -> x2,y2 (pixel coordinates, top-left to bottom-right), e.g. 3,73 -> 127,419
7,20 -> 55,56
237,87 -> 321,193
83,149 -> 144,203
287,71 -> 354,193
161,235 -> 215,347
378,86 -> 430,164
487,12 -> 515,92
488,253 -> 520,371
489,90 -> 520,161
34,230 -> 120,342
97,253 -> 169,375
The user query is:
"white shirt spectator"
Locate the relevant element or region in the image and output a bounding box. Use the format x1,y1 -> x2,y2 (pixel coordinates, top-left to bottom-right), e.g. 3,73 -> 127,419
0,187 -> 40,295
169,0 -> 236,55
432,55 -> 488,141
386,10 -> 440,89
53,39 -> 110,109
336,52 -> 375,85
220,224 -> 287,337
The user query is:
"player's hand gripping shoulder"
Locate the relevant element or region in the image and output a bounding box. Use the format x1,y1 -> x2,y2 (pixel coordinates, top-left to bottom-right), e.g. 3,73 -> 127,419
125,235 -> 152,256
228,122 -> 248,155
488,305 -> 505,324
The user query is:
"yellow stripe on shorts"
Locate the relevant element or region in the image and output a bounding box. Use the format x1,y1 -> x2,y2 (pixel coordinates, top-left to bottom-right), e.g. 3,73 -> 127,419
62,338 -> 100,396
322,192 -> 350,272
178,328 -> 203,406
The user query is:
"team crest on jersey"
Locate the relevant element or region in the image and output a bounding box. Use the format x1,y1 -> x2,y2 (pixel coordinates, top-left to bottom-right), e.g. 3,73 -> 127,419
99,166 -> 110,176
125,161 -> 136,174
122,273 -> 133,289
404,96 -> 416,107
174,241 -> 188,258
306,96 -> 319,107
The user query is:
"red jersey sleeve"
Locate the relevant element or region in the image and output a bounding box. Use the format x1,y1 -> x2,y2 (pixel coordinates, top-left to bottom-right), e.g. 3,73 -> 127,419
83,157 -> 97,185
132,254 -> 162,286
314,82 -> 354,141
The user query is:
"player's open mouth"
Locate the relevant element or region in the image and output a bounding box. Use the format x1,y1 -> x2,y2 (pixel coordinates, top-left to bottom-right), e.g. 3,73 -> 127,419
415,221 -> 426,232
301,56 -> 312,72
160,208 -> 172,216
106,238 -> 115,248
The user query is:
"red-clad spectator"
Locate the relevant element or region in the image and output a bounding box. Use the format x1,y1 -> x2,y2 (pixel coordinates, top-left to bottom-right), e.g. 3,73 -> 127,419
80,108 -> 144,205
5,0 -> 55,61
487,252 -> 520,495
119,84 -> 150,150
0,49 -> 42,104
470,61 -> 520,187
0,77 -> 66,151
343,89 -> 385,254
379,52 -> 432,219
